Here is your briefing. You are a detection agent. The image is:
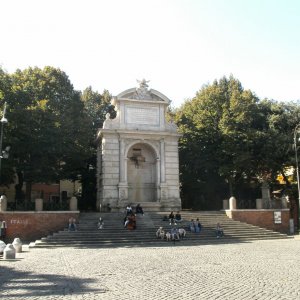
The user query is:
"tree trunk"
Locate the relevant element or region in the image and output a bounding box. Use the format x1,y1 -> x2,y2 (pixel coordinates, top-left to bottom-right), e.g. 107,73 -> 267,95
15,171 -> 25,200
25,181 -> 32,208
228,178 -> 233,197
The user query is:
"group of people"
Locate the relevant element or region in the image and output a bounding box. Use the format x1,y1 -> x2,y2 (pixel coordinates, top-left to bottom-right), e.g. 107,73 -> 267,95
189,218 -> 202,233
67,206 -> 224,238
168,211 -> 182,225
165,212 -> 224,238
123,204 -> 144,230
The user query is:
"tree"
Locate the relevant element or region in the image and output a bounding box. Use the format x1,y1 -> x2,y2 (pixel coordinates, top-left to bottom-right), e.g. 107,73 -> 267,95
175,76 -> 300,209
79,87 -> 114,210
4,67 -> 92,203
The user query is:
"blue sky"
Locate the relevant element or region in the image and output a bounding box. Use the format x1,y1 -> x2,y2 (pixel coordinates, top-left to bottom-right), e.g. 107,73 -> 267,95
0,0 -> 299,107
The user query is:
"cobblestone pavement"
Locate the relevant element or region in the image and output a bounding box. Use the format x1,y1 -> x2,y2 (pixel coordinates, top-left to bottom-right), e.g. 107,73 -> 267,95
1,239 -> 300,300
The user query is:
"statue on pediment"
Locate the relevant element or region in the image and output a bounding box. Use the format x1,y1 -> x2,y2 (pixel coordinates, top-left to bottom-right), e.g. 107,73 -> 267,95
135,79 -> 152,100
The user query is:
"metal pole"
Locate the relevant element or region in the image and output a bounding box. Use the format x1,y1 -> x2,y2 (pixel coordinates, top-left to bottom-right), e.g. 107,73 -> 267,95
0,102 -> 7,183
294,124 -> 300,231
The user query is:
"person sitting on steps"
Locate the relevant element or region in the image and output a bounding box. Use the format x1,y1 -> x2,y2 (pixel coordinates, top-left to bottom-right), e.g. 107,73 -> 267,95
175,211 -> 182,223
124,212 -> 136,230
68,217 -> 77,231
194,218 -> 202,233
171,227 -> 180,241
126,204 -> 133,216
189,219 -> 195,232
135,204 -> 144,215
169,211 -> 175,225
216,223 -> 224,238
98,217 -> 104,229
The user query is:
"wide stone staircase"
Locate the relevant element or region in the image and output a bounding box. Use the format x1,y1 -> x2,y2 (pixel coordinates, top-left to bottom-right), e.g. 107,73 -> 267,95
34,211 -> 291,248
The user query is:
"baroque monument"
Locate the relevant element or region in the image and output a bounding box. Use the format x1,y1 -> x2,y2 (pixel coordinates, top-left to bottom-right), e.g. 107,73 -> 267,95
96,80 -> 181,211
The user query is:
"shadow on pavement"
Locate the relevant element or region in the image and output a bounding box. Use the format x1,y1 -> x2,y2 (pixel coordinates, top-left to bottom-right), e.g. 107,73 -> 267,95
0,265 -> 107,297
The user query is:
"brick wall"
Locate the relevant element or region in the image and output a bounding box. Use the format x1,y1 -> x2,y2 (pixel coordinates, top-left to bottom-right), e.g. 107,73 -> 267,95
0,211 -> 79,243
225,209 -> 290,233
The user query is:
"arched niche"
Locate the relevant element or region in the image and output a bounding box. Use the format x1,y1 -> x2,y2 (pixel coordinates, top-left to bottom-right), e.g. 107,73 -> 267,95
126,143 -> 157,202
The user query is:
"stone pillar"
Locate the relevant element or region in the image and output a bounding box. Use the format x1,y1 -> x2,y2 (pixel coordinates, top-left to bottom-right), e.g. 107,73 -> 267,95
160,139 -> 166,183
124,158 -> 128,183
12,238 -> 22,253
119,138 -> 125,182
3,244 -> 16,259
70,196 -> 78,211
156,158 -> 161,200
35,198 -> 43,211
256,198 -> 263,209
290,219 -> 295,234
229,196 -> 237,210
261,181 -> 271,207
223,199 -> 229,210
0,195 -> 7,211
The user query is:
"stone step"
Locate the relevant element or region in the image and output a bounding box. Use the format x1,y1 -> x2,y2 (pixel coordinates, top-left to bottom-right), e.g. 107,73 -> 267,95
35,236 -> 291,248
34,211 -> 290,248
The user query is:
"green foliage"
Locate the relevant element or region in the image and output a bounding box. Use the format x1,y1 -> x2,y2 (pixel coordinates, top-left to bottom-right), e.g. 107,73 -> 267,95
176,76 -> 300,209
79,87 -> 114,210
0,67 -> 94,201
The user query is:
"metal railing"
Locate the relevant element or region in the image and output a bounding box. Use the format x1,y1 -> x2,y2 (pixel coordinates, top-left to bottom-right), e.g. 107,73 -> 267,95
237,198 -> 256,209
6,199 -> 70,211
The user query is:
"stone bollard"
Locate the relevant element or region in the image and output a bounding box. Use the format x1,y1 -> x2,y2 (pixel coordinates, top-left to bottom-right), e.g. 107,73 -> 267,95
70,196 -> 78,211
0,195 -> 7,211
3,244 -> 16,259
35,198 -> 43,211
12,237 -> 22,253
289,219 -> 295,235
223,199 -> 229,210
0,240 -> 6,253
256,198 -> 263,209
229,196 -> 237,210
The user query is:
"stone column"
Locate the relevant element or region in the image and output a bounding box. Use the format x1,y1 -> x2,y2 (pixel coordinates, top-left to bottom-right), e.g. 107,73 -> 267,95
160,139 -> 166,183
119,138 -> 125,182
156,158 -> 161,201
261,181 -> 271,207
35,198 -> 43,211
0,195 -> 7,211
124,158 -> 128,183
70,196 -> 78,211
229,196 -> 237,210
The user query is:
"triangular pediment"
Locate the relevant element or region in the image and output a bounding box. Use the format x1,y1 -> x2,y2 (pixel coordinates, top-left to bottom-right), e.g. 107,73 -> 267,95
117,88 -> 171,104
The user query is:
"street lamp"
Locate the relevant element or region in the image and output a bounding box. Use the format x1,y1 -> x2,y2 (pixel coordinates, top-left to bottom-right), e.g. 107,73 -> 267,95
0,102 -> 8,183
293,123 -> 300,231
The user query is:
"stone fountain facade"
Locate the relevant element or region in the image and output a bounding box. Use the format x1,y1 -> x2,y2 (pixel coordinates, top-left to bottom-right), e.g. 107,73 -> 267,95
96,80 -> 181,212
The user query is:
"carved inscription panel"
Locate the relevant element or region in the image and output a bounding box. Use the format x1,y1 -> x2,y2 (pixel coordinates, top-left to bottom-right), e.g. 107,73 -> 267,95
125,105 -> 159,126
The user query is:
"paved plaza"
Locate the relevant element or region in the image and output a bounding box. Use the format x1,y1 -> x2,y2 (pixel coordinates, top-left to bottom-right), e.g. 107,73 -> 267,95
1,239 -> 300,300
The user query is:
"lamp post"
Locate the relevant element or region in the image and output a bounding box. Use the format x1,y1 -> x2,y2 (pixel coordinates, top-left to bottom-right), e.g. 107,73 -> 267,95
293,123 -> 300,231
0,102 -> 8,183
